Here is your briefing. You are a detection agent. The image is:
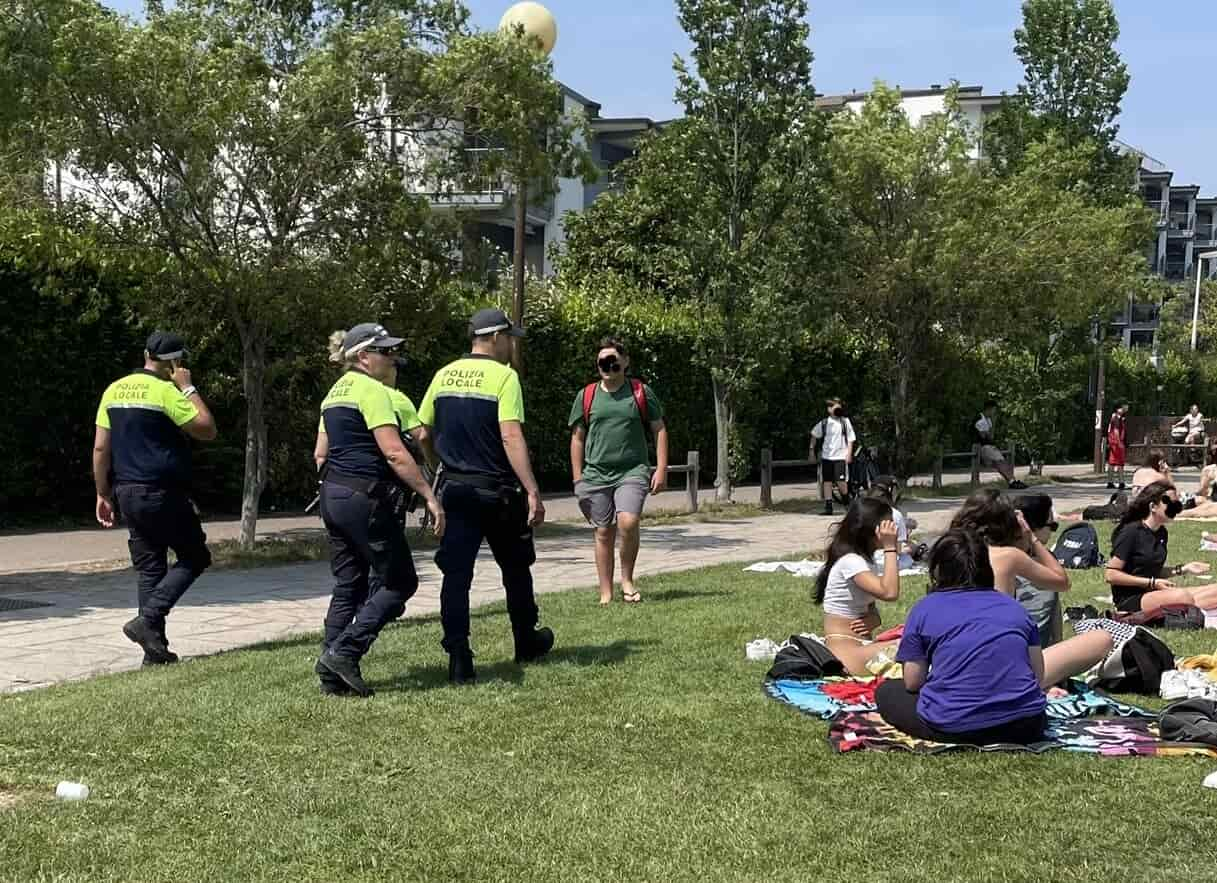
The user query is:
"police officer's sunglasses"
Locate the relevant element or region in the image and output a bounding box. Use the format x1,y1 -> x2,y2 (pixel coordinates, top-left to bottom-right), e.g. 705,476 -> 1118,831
367,345 -> 402,356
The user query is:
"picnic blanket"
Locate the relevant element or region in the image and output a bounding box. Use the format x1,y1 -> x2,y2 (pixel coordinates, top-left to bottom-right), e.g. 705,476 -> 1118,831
828,712 -> 1217,756
764,676 -> 1153,722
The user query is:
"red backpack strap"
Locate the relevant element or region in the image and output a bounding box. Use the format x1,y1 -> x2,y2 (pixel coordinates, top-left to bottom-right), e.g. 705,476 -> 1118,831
630,378 -> 648,425
582,382 -> 597,427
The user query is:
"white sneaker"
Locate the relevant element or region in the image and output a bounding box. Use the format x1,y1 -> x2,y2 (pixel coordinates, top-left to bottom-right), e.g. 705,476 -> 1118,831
1160,670 -> 1190,701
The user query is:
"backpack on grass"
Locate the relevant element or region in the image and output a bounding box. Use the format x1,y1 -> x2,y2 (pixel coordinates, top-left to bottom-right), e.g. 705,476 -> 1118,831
1052,523 -> 1104,569
1090,627 -> 1175,695
1116,604 -> 1206,631
766,635 -> 845,681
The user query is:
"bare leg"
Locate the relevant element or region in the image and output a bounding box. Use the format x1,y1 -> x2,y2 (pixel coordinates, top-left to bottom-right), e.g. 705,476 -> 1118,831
1041,630 -> 1114,687
825,637 -> 900,676
594,525 -> 616,605
617,512 -> 642,601
835,480 -> 850,502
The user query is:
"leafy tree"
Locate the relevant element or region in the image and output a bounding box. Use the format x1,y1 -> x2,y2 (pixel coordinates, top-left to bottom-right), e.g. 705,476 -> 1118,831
829,84 -> 1151,471
0,0 -> 586,546
984,0 -> 1137,206
559,0 -> 834,500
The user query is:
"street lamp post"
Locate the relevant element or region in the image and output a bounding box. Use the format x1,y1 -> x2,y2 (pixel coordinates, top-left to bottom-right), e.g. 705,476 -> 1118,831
499,2 -> 557,372
1190,250 -> 1217,351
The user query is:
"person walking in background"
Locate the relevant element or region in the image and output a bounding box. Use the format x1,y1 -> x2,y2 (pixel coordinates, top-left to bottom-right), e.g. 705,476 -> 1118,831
569,337 -> 668,605
93,332 -> 217,666
1106,403 -> 1128,490
811,398 -> 856,516
974,399 -> 1027,490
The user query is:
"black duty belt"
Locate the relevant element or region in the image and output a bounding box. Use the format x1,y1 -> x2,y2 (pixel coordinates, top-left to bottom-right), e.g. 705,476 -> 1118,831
442,470 -> 516,493
323,470 -> 390,498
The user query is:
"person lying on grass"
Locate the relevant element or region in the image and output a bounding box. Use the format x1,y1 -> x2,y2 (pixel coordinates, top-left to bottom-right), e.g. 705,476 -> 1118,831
813,498 -> 902,675
874,529 -> 1056,746
1105,481 -> 1217,614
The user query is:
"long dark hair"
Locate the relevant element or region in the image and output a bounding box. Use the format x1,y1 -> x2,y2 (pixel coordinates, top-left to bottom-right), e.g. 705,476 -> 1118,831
950,489 -> 1022,547
814,498 -> 893,604
928,529 -> 996,592
1112,480 -> 1175,545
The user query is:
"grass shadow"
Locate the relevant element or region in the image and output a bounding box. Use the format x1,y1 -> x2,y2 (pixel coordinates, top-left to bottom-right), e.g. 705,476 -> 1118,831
374,638 -> 654,693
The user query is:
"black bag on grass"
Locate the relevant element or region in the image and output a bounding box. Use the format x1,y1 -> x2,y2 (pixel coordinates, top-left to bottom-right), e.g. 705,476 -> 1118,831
767,635 -> 845,680
1082,492 -> 1128,522
1091,627 -> 1175,695
1116,604 -> 1206,630
1052,523 -> 1104,569
1160,699 -> 1217,747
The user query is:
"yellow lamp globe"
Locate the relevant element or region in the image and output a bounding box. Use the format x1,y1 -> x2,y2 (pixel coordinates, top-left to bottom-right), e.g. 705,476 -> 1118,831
498,2 -> 558,56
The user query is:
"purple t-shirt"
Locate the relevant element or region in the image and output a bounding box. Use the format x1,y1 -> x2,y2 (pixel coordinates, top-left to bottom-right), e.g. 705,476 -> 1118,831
896,589 -> 1046,732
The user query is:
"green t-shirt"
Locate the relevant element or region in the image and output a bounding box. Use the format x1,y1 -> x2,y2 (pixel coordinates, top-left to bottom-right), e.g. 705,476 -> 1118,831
568,381 -> 664,486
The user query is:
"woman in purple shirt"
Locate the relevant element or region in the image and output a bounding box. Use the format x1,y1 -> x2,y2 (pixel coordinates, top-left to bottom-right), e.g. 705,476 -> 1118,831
875,529 -> 1049,745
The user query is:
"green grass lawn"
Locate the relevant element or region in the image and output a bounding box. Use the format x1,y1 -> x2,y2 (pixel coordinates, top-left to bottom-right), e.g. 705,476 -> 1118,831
3,523 -> 1217,882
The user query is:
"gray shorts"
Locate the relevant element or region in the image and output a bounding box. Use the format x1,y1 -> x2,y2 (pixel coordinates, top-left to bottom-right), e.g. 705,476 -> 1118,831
575,477 -> 650,528
979,444 -> 1006,467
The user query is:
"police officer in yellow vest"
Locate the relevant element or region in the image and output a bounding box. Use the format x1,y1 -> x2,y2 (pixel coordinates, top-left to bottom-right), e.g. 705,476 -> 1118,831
312,330 -> 429,695
314,323 -> 444,697
419,308 -> 553,684
93,332 -> 217,665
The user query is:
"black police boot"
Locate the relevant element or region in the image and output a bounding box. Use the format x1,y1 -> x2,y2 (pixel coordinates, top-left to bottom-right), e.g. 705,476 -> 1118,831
314,658 -> 352,696
448,645 -> 477,686
144,623 -> 180,666
821,500 -> 833,517
513,626 -> 555,665
123,616 -> 175,665
317,650 -> 372,697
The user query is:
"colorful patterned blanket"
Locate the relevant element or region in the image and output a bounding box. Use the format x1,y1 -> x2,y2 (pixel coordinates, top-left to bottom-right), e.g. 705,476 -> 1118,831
828,712 -> 1217,756
764,676 -> 1153,722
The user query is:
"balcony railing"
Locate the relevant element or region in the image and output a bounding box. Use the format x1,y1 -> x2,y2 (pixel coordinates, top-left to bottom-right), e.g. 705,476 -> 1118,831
1130,302 -> 1160,325
1164,260 -> 1192,280
456,147 -> 508,195
1196,223 -> 1216,243
1168,212 -> 1195,234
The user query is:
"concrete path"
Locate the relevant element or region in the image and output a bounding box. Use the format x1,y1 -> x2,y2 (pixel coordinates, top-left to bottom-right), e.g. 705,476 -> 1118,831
0,466 -> 1146,693
0,462 -> 1097,574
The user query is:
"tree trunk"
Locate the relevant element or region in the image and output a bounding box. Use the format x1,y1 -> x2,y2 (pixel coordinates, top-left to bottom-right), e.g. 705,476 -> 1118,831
238,336 -> 268,551
712,374 -> 734,502
890,353 -> 912,475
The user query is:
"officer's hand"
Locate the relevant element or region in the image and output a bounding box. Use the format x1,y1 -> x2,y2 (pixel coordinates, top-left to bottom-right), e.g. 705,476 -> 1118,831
96,495 -> 115,528
427,498 -> 445,539
171,365 -> 193,390
528,492 -> 546,527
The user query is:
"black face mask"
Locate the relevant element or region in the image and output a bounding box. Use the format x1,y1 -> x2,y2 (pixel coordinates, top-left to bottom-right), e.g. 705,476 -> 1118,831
1165,499 -> 1184,519
598,356 -> 622,374
831,407 -> 844,418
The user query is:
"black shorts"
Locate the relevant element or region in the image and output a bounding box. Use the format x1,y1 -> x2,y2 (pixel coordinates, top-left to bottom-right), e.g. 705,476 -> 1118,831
820,460 -> 847,483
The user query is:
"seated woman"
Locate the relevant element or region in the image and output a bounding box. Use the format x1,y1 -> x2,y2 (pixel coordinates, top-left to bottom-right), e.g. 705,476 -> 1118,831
950,490 -> 1112,675
874,529 -> 1050,745
813,498 -> 902,675
864,476 -> 917,570
1174,441 -> 1217,519
1106,480 -> 1217,613
1129,448 -> 1171,497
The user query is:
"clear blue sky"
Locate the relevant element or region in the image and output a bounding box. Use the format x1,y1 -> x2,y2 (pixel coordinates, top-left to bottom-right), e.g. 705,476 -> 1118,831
102,0 -> 1214,191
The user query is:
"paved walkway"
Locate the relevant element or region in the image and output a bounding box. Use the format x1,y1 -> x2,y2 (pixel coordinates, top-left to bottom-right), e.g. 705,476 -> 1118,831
0,465 -> 1144,693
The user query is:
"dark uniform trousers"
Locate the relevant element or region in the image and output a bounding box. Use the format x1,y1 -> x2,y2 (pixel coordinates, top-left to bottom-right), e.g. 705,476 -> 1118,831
115,484 -> 212,633
320,482 -> 418,660
435,479 -> 538,652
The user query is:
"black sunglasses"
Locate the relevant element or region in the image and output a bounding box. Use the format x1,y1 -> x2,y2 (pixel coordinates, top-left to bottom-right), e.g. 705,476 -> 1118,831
597,356 -> 622,373
368,345 -> 401,356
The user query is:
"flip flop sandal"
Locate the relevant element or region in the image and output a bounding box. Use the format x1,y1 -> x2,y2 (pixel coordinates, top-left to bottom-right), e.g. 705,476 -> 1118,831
623,590 -> 643,603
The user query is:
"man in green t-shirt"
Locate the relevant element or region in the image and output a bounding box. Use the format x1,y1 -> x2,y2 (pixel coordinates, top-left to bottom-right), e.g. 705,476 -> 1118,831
569,337 -> 668,604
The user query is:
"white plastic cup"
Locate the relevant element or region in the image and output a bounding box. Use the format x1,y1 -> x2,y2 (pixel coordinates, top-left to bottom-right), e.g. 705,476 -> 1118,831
55,781 -> 90,801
